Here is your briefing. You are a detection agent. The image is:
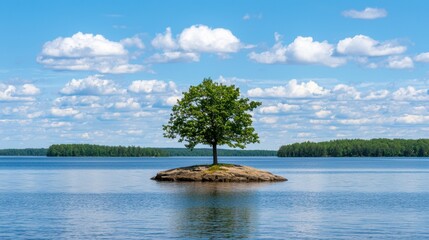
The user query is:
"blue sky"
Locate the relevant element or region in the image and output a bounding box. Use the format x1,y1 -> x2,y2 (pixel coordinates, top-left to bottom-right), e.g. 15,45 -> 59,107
1,0 -> 429,149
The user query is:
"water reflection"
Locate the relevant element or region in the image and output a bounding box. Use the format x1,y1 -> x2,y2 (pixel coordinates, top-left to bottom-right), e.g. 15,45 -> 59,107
158,182 -> 263,239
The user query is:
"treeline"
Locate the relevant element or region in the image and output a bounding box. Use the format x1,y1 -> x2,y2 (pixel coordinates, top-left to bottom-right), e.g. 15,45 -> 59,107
45,144 -> 276,157
278,139 -> 429,157
160,148 -> 276,157
0,148 -> 47,156
47,144 -> 165,157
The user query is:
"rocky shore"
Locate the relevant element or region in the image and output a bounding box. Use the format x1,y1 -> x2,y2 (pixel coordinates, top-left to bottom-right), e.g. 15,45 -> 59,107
151,164 -> 287,182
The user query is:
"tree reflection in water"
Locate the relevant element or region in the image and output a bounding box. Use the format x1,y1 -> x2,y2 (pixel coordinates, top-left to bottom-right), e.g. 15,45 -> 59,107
158,182 -> 266,239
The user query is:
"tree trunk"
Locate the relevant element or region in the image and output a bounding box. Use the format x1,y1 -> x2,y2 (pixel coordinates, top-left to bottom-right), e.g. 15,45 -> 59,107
212,143 -> 218,165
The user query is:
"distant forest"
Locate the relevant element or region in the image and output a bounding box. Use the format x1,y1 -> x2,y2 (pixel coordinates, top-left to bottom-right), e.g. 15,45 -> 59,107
278,139 -> 429,157
0,148 -> 47,156
0,144 -> 276,157
47,144 -> 164,157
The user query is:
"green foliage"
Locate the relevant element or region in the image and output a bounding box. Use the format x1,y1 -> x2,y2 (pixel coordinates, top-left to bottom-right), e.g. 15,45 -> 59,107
277,139 -> 429,157
163,78 -> 261,165
163,78 -> 261,149
0,148 -> 47,156
47,144 -> 165,157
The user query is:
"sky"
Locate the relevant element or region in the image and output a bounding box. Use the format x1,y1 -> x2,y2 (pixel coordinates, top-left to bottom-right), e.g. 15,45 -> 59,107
1,0 -> 429,150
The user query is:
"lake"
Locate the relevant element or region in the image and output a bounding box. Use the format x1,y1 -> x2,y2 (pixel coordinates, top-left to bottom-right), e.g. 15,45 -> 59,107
0,156 -> 428,239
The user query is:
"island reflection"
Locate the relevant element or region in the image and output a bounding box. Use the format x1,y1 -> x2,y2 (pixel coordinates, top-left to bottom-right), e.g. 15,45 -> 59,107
157,182 -> 265,238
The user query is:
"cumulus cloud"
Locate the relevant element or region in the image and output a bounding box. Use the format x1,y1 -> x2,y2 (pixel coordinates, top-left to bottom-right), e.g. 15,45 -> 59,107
396,114 -> 429,124
315,110 -> 332,118
179,25 -> 241,53
60,75 -> 125,96
54,96 -> 101,107
151,27 -> 178,50
128,80 -> 176,94
148,25 -> 243,63
249,33 -> 345,67
415,52 -> 429,62
120,36 -> 145,49
37,32 -> 145,74
0,84 -> 39,101
337,118 -> 372,125
164,95 -> 181,106
364,90 -> 389,100
387,56 -> 414,69
392,86 -> 429,101
247,79 -> 329,98
337,35 -> 406,57
21,84 -> 41,95
259,103 -> 299,114
259,116 -> 278,124
332,84 -> 361,100
146,51 -> 199,63
342,8 -> 387,19
113,98 -> 140,110
51,107 -> 80,117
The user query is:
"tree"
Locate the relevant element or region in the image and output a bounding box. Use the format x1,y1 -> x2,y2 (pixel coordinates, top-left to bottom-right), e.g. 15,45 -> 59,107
163,78 -> 261,165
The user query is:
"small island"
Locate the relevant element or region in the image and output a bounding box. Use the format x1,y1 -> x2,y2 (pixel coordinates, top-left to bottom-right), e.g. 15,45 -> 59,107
152,164 -> 286,182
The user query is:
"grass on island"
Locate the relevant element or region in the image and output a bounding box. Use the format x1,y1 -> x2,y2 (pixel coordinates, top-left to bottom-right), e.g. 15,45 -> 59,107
206,163 -> 235,172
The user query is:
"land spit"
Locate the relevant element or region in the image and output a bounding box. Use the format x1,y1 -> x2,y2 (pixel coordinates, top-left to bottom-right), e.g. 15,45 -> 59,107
151,164 -> 287,182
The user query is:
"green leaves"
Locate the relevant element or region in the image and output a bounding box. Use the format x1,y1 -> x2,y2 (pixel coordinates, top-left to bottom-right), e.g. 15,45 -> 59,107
163,78 -> 261,150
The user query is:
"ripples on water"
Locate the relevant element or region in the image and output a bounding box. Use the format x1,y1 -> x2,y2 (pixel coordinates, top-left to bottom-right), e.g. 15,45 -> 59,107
0,157 -> 428,239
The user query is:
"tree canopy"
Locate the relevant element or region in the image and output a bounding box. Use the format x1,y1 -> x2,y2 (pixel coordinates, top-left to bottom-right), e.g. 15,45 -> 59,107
163,78 -> 261,164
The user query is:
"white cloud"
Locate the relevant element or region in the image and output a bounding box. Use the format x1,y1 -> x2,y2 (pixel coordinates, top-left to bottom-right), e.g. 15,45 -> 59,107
337,35 -> 406,57
332,84 -> 361,100
113,98 -> 140,110
51,107 -> 80,117
392,86 -> 429,101
146,51 -> 199,63
49,122 -> 72,128
259,103 -> 299,114
315,110 -> 332,118
20,84 -> 40,95
216,75 -> 249,85
60,75 -> 125,96
338,118 -> 371,125
179,25 -> 241,53
0,84 -> 37,101
387,56 -> 414,69
164,95 -> 181,106
120,36 -> 145,49
148,25 -> 243,63
415,52 -> 429,62
249,34 -> 345,67
37,32 -> 144,74
128,80 -> 176,93
151,27 -> 178,50
40,32 -> 126,57
259,116 -> 278,124
247,79 -> 329,98
297,132 -> 312,138
396,114 -> 429,124
364,90 -> 389,100
342,8 -> 387,19
242,13 -> 262,21
81,133 -> 91,139
54,96 -> 100,107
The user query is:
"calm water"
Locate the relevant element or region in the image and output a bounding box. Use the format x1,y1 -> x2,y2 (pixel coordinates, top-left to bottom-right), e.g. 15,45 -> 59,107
0,157 -> 428,239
